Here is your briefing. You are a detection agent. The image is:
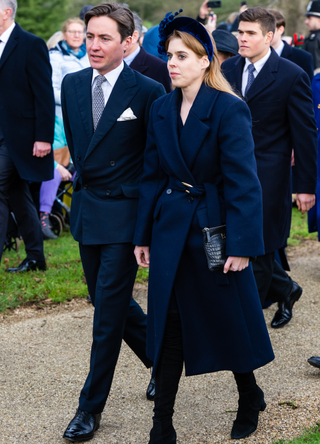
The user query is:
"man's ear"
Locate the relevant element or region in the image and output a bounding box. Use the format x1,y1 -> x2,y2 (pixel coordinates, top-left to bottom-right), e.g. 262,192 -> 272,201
266,31 -> 274,44
278,25 -> 285,37
132,30 -> 140,45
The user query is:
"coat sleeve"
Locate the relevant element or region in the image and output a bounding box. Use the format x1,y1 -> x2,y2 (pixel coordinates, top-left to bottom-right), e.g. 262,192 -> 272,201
218,97 -> 265,257
133,101 -> 168,246
26,37 -> 55,143
288,71 -> 318,194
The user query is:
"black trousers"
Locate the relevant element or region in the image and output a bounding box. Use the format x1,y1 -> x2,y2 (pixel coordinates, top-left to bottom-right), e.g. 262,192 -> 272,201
150,312 -> 256,444
252,252 -> 293,306
78,242 -> 153,414
0,140 -> 44,263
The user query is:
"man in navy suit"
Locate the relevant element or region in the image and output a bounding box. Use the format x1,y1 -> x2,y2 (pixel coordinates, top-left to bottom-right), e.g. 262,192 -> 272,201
223,7 -> 317,329
268,9 -> 314,81
124,11 -> 171,92
0,0 -> 54,270
61,3 -> 165,441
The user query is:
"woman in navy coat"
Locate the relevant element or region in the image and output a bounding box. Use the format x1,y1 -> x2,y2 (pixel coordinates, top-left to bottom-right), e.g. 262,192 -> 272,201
134,13 -> 274,443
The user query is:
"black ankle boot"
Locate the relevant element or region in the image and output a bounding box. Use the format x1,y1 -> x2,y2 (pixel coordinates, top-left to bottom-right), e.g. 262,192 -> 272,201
149,419 -> 177,444
231,385 -> 266,439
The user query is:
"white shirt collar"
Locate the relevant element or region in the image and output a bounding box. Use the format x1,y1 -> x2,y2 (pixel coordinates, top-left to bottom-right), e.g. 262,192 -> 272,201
124,46 -> 140,66
92,60 -> 124,87
0,22 -> 15,43
244,48 -> 272,75
274,40 -> 285,57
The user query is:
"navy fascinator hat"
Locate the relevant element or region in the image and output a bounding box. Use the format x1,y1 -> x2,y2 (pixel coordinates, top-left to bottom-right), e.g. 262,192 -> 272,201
158,10 -> 214,62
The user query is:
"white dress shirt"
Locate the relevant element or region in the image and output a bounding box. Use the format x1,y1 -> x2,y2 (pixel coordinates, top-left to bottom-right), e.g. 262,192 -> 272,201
0,22 -> 16,59
91,60 -> 124,107
274,40 -> 285,57
241,48 -> 272,97
124,46 -> 140,66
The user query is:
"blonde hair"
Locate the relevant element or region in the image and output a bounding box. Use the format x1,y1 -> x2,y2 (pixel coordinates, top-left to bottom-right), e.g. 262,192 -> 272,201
62,17 -> 85,34
166,30 -> 239,98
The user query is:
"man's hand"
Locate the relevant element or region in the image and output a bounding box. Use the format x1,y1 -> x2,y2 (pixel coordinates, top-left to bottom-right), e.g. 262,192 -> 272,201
33,141 -> 51,157
56,164 -> 72,181
199,0 -> 211,19
296,193 -> 315,214
134,246 -> 150,268
223,256 -> 249,274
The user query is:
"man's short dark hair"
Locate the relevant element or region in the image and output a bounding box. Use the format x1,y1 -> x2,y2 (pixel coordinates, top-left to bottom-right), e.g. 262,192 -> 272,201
85,2 -> 134,41
239,7 -> 276,35
268,9 -> 286,29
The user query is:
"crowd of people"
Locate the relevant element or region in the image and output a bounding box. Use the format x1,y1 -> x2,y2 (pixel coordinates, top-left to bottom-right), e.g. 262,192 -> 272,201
1,0 -> 320,442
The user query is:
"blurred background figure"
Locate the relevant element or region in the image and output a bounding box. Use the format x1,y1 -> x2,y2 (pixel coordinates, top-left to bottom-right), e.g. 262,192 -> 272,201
39,17 -> 89,240
212,29 -> 239,65
47,31 -> 63,50
79,4 -> 94,21
124,12 -> 171,92
142,25 -> 167,61
304,0 -> 320,71
139,24 -> 148,45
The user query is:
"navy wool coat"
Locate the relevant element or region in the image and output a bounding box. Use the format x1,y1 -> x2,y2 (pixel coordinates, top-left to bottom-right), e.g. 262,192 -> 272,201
133,85 -> 274,376
222,50 -> 318,254
0,23 -> 55,181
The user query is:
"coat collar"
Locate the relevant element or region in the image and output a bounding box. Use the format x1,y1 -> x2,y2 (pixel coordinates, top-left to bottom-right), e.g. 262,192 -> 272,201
154,83 -> 218,183
83,63 -> 140,160
130,47 -> 148,74
279,40 -> 293,59
0,22 -> 21,71
245,48 -> 278,102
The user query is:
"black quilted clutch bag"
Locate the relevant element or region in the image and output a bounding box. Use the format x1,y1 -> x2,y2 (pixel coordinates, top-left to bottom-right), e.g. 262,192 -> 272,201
202,225 -> 227,272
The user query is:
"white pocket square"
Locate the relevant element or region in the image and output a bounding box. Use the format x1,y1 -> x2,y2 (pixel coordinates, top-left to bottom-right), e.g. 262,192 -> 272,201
117,107 -> 137,121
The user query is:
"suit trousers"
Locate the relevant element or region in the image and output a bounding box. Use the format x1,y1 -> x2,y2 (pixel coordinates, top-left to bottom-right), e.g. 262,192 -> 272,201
252,252 -> 293,306
0,140 -> 45,263
78,242 -> 152,413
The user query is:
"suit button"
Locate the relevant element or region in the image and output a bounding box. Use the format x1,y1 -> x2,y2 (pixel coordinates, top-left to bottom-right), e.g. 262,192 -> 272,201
106,190 -> 111,196
110,161 -> 116,167
188,196 -> 194,203
166,189 -> 172,194
77,155 -> 81,161
83,184 -> 88,190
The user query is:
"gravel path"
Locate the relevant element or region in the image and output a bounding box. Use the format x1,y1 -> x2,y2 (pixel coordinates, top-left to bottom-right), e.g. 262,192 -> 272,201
1,241 -> 320,443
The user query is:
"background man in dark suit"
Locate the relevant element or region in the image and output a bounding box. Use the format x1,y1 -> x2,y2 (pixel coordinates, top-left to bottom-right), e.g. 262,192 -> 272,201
0,0 -> 55,271
61,3 -> 165,441
223,7 -> 317,330
268,9 -> 314,82
124,11 -> 171,92
303,0 -> 320,70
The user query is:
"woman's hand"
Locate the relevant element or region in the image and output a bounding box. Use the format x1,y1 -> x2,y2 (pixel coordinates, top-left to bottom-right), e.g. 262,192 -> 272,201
134,246 -> 150,268
199,0 -> 211,19
223,256 -> 249,274
56,164 -> 72,181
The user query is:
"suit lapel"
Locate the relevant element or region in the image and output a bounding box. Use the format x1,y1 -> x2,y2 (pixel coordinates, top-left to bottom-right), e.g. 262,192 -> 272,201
0,23 -> 20,71
280,41 -> 293,60
75,68 -> 94,141
246,50 -> 278,102
85,64 -> 140,160
225,55 -> 244,97
130,48 -> 148,75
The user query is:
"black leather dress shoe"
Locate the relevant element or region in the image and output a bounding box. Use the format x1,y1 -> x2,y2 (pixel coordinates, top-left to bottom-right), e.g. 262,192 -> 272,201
271,282 -> 302,329
6,258 -> 46,273
63,409 -> 101,442
308,356 -> 320,369
146,376 -> 156,401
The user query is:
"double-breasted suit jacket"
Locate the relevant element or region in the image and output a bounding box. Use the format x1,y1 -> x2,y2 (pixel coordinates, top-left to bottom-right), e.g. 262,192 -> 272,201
61,63 -> 165,245
134,85 -> 274,376
222,50 -> 318,254
0,23 -> 55,181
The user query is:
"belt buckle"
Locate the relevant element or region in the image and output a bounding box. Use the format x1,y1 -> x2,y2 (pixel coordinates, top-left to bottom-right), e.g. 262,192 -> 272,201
182,182 -> 193,194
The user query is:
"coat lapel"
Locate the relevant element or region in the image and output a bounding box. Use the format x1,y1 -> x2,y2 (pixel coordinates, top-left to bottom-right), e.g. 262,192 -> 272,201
130,47 -> 148,75
75,68 -> 94,141
85,64 -> 140,160
0,23 -> 20,71
280,41 -> 293,59
246,49 -> 278,103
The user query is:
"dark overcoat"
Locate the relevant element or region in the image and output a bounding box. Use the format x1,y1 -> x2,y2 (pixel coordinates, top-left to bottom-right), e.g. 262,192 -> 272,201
281,41 -> 314,82
130,47 -> 172,93
133,85 -> 274,376
222,50 -> 317,254
0,23 -> 55,181
61,63 -> 165,245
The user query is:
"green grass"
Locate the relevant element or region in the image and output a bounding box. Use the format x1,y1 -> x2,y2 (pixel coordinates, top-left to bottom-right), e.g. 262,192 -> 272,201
0,230 -> 149,313
273,424 -> 320,443
288,207 -> 318,246
0,206 -> 317,313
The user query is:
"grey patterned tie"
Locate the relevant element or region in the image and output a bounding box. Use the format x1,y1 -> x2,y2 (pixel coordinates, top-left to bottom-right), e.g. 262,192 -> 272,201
245,64 -> 255,96
92,75 -> 107,131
